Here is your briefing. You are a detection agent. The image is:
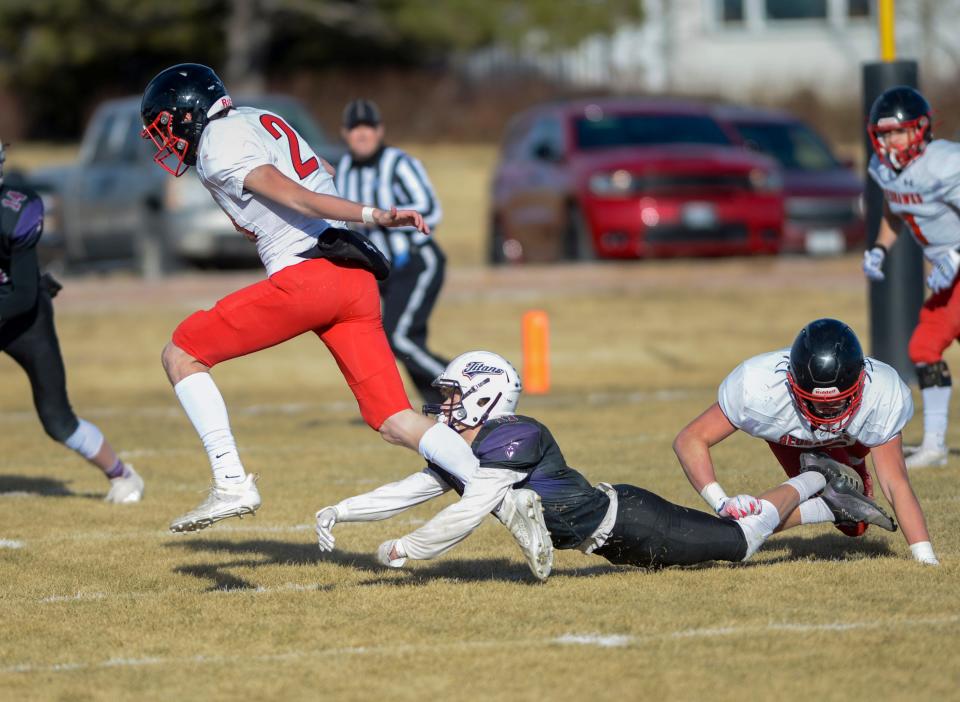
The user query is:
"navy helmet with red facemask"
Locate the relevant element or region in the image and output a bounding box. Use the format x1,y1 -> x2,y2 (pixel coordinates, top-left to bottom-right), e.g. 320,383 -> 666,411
787,319 -> 866,432
867,86 -> 932,172
140,63 -> 233,176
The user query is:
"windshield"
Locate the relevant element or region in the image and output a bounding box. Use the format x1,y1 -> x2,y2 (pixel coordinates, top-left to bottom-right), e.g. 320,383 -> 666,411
732,121 -> 839,171
575,114 -> 733,150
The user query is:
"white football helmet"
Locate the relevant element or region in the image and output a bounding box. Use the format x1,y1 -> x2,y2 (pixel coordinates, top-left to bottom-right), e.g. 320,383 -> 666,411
423,351 -> 522,429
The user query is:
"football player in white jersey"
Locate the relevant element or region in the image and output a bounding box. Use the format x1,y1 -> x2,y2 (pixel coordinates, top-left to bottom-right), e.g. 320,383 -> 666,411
673,318 -> 939,565
139,64 -> 547,550
862,86 -> 960,468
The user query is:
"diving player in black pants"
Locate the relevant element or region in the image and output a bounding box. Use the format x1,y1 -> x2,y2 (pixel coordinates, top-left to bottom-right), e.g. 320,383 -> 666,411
0,143 -> 143,503
315,351 -> 890,578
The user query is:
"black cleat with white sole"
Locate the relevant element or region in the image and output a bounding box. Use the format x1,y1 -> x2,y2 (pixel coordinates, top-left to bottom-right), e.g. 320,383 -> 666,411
819,479 -> 897,532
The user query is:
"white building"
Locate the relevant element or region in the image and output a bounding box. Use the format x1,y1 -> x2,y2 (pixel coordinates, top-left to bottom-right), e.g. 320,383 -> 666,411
466,0 -> 960,102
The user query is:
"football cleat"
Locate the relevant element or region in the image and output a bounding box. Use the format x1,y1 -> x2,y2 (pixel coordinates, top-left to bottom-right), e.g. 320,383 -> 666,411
170,474 -> 261,533
798,452 -> 864,494
819,479 -> 897,532
104,465 -> 145,504
905,445 -> 948,469
496,488 -> 553,581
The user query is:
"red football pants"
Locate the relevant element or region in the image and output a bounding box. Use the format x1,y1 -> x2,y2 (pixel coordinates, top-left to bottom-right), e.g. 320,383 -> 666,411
172,258 -> 411,429
766,441 -> 873,537
908,275 -> 960,364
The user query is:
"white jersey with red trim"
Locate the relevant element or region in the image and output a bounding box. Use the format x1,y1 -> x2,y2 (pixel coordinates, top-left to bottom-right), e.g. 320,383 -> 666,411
196,106 -> 346,276
867,139 -> 960,262
718,349 -> 913,449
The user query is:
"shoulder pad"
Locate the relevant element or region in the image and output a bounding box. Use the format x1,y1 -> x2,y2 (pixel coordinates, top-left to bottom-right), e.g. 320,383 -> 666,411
0,187 -> 44,251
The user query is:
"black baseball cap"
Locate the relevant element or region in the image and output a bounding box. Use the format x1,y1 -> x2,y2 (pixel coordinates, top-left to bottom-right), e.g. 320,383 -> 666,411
342,99 -> 382,129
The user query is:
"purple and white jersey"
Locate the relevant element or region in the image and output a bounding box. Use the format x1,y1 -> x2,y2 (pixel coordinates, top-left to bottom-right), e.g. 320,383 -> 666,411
718,349 -> 912,449
196,106 -> 345,276
867,140 -> 960,261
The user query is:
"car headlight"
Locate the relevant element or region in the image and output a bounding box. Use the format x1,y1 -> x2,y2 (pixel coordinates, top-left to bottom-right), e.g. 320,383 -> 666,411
589,169 -> 634,196
748,168 -> 783,192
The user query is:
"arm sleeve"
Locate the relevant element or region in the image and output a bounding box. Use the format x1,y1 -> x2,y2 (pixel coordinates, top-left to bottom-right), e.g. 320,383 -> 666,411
393,155 -> 442,230
204,124 -> 273,201
0,246 -> 40,321
333,469 -> 449,523
716,363 -> 747,429
936,147 -> 960,212
398,466 -> 526,561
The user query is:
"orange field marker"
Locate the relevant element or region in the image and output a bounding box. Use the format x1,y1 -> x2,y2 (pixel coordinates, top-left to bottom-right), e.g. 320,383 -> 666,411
522,310 -> 550,394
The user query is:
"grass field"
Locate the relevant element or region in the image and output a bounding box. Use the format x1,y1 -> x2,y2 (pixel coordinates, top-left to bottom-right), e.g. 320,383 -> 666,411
2,145 -> 959,701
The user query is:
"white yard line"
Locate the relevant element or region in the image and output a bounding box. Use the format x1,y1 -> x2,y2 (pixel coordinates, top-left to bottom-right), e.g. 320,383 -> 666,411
3,614 -> 957,675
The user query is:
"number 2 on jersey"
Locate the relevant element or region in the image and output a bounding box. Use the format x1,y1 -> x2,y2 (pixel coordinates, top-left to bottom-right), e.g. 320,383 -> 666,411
259,115 -> 319,180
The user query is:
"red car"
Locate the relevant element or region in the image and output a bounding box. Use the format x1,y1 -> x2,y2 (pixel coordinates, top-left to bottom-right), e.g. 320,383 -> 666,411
489,98 -> 785,263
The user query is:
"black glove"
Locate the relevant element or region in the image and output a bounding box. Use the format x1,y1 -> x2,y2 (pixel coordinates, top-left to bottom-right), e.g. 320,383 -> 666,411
40,272 -> 63,298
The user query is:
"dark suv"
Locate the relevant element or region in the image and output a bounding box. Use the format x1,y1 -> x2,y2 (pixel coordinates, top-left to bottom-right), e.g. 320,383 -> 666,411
715,105 -> 865,255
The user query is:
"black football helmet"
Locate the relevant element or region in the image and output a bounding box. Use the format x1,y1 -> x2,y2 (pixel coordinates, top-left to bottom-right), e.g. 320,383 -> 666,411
867,86 -> 932,171
140,63 -> 233,176
787,319 -> 866,431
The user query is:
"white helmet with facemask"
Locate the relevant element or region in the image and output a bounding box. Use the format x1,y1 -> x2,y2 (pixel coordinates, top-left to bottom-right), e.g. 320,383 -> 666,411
423,351 -> 522,429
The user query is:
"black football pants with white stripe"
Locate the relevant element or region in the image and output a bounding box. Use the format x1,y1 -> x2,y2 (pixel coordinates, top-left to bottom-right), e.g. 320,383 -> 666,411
379,239 -> 449,404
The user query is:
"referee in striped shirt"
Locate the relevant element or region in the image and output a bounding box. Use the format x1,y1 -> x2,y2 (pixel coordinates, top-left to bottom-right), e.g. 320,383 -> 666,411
336,99 -> 449,404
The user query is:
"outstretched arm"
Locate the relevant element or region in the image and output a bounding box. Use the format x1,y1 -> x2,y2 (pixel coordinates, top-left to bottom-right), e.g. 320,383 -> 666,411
380,466 -> 526,565
316,469 -> 449,551
243,164 -> 429,233
871,435 -> 938,563
673,403 -> 741,513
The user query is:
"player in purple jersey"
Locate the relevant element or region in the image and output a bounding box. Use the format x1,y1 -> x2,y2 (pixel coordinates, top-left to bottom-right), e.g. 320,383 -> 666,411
313,352 -> 890,580
863,86 -> 960,468
0,142 -> 143,503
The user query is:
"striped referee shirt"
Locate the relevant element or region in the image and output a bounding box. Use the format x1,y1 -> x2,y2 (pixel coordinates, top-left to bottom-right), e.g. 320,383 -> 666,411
335,146 -> 442,264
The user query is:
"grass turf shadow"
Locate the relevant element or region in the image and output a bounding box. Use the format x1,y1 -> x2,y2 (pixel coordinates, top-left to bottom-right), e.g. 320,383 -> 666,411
758,532 -> 896,563
166,537 -> 623,589
0,474 -> 100,499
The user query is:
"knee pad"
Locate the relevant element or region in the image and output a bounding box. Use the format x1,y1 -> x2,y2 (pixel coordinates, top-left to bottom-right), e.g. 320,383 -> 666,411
63,418 -> 105,459
916,361 -> 952,389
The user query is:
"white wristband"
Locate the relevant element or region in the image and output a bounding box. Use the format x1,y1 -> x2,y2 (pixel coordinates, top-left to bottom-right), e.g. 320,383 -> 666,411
909,541 -> 939,565
700,482 -> 728,513
361,206 -> 376,225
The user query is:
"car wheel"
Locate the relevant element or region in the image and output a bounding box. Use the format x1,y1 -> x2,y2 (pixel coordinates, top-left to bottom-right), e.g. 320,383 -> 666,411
563,203 -> 595,261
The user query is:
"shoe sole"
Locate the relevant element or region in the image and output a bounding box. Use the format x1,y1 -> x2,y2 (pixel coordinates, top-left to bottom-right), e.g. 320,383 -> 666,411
169,504 -> 259,533
517,492 -> 552,580
825,484 -> 896,531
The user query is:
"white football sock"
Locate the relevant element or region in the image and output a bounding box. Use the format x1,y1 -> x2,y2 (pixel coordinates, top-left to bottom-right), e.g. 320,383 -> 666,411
737,499 -> 782,560
799,497 -> 835,524
785,472 -> 826,502
920,385 -> 950,449
173,373 -> 246,484
418,423 -> 479,483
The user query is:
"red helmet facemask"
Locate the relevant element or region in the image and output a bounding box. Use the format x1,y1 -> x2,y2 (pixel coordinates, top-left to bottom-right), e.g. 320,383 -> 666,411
787,369 -> 866,431
141,111 -> 191,177
868,115 -> 930,171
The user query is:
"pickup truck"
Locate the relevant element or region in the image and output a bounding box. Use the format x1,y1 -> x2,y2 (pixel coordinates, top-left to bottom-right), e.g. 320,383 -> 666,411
30,95 -> 345,275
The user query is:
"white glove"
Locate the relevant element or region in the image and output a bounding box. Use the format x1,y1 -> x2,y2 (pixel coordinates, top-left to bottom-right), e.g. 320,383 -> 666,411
315,506 -> 338,552
862,246 -> 886,282
926,249 -> 960,293
376,539 -> 408,568
717,494 -> 763,519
